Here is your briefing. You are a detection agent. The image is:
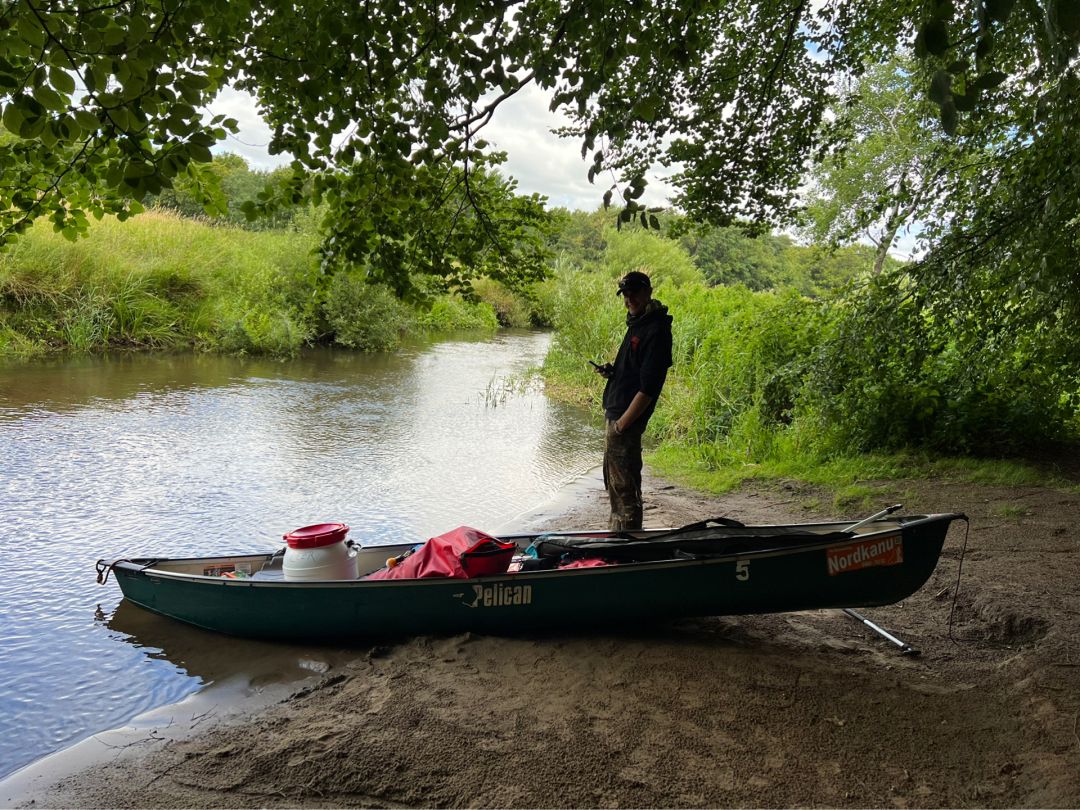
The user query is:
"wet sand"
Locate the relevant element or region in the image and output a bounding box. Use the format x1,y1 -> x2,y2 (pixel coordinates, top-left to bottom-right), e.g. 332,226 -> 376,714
3,467 -> 1079,807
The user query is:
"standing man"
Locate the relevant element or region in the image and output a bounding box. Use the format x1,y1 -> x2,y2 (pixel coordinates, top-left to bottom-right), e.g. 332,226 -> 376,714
594,270 -> 673,531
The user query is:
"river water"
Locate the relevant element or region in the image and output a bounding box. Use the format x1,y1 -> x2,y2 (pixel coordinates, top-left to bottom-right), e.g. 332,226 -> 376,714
0,331 -> 602,779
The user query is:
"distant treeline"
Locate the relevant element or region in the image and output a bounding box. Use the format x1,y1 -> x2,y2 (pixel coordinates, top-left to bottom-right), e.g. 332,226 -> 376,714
548,207 -> 901,297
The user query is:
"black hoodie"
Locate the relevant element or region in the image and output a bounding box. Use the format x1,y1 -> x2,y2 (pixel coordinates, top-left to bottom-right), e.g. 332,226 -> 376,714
602,300 -> 673,426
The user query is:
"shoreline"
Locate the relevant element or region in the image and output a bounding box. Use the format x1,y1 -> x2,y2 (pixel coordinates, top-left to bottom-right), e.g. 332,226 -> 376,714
4,466 -> 1079,807
0,465 -> 616,803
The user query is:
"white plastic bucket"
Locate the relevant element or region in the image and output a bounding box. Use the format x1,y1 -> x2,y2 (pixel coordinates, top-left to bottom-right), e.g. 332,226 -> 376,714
282,523 -> 358,581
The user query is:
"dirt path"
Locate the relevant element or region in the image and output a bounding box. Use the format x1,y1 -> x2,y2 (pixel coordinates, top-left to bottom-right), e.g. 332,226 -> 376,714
6,470 -> 1079,807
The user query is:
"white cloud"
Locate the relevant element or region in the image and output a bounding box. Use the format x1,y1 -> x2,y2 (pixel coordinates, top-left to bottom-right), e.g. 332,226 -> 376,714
206,87 -> 290,171
484,84 -> 678,211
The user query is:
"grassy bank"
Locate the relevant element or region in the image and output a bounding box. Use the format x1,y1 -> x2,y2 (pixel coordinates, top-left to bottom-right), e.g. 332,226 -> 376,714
0,210 -> 532,360
542,226 -> 1080,495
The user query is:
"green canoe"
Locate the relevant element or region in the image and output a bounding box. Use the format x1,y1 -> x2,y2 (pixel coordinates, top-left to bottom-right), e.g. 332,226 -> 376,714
97,512 -> 963,641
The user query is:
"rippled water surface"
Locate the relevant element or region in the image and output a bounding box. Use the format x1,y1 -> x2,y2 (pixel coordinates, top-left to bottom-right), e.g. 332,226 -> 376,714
0,331 -> 602,779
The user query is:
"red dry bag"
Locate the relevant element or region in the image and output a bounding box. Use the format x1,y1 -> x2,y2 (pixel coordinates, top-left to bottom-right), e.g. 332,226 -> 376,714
365,526 -> 516,580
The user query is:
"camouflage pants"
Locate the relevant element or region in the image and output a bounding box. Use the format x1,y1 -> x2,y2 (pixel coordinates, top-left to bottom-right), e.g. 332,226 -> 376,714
604,419 -> 643,531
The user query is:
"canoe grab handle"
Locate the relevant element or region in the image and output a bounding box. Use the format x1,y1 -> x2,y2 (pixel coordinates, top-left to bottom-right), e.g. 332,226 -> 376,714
95,559 -> 116,585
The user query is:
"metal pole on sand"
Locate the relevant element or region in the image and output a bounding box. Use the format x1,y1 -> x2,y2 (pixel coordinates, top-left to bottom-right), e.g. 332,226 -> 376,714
842,608 -> 921,656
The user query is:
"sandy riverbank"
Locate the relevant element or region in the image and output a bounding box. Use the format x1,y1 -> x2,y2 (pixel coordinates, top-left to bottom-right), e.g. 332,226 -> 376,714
3,467 -> 1079,807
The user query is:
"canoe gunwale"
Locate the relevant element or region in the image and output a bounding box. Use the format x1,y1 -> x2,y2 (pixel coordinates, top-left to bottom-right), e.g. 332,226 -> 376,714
106,512 -> 965,589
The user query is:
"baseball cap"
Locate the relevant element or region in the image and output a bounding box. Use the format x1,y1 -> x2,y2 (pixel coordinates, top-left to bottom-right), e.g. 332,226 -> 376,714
616,271 -> 652,296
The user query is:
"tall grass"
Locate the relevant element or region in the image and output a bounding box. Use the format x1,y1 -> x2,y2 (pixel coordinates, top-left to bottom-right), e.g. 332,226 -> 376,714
0,210 -> 318,356
0,210 -> 516,358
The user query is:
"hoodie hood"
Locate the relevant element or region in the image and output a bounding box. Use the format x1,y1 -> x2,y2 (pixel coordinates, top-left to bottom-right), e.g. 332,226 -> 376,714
626,298 -> 670,327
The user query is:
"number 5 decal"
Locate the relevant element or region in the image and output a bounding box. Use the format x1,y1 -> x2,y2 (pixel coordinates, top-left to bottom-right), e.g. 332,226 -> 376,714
735,559 -> 750,581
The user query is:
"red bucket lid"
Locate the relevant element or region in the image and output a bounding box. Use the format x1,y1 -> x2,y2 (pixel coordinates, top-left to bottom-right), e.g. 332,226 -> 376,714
283,523 -> 350,549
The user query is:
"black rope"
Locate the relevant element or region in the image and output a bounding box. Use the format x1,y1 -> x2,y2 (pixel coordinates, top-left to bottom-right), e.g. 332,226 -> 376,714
95,559 -> 133,586
947,517 -> 972,645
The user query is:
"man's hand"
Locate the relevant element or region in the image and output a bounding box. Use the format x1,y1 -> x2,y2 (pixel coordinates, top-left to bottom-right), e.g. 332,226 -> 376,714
591,361 -> 614,379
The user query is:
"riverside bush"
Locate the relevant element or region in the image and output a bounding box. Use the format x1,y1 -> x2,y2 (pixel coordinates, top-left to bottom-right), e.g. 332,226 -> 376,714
544,233 -> 1078,480
414,295 -> 500,332
325,274 -> 413,351
471,277 -> 531,327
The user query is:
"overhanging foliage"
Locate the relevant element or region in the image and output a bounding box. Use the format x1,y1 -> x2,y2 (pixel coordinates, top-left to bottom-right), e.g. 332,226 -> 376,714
1,0 -> 1077,302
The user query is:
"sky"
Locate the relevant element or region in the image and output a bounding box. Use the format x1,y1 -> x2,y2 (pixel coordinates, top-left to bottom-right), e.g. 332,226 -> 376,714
207,84 -> 678,213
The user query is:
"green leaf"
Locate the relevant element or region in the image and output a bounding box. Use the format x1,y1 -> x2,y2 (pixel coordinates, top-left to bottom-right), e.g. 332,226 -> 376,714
940,99 -> 958,135
929,70 -> 953,104
953,91 -> 978,111
17,15 -> 46,49
32,84 -> 66,111
73,110 -> 100,132
649,214 -> 660,230
972,70 -> 1008,91
188,142 -> 214,163
2,104 -> 25,136
105,162 -> 125,187
123,159 -> 156,179
49,68 -> 76,96
39,121 -> 58,148
632,99 -> 656,122
913,29 -> 929,58
984,0 -> 1017,23
180,73 -> 211,90
976,33 -> 995,61
103,24 -> 127,47
921,19 -> 950,57
602,189 -> 613,209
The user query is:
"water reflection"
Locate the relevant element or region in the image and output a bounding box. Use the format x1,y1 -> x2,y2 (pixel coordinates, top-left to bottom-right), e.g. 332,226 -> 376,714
100,600 -> 358,688
0,331 -> 602,779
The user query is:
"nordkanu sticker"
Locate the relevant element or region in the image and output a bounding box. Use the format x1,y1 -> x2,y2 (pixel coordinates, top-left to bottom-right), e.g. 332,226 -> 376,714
827,534 -> 903,575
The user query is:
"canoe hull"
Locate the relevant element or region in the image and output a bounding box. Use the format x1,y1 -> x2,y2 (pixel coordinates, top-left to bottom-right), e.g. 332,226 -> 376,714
107,514 -> 961,641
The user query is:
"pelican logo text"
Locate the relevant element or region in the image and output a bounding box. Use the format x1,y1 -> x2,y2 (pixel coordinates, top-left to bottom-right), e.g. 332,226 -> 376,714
463,582 -> 533,608
826,535 -> 904,576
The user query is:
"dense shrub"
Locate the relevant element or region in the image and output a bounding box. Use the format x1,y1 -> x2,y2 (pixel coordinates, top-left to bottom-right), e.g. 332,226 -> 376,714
0,210 -> 520,359
0,210 -> 319,356
413,295 -> 499,332
544,233 -> 1079,467
471,277 -> 531,327
325,274 -> 413,351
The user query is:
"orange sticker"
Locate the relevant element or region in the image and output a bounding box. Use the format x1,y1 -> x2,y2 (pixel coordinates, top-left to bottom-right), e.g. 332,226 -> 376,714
827,534 -> 903,576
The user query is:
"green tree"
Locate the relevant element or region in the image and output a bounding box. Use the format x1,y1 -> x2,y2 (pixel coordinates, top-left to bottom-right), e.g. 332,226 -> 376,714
151,152 -> 305,229
805,56 -> 947,275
